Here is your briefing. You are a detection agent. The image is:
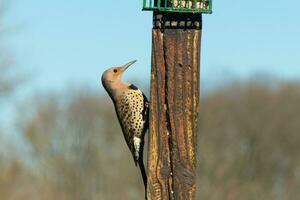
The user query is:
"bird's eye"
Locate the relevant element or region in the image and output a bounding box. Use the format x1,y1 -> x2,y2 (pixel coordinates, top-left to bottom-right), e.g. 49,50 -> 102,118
113,69 -> 118,73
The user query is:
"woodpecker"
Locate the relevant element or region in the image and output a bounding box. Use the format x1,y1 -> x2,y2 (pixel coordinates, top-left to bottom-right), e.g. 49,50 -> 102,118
101,60 -> 149,189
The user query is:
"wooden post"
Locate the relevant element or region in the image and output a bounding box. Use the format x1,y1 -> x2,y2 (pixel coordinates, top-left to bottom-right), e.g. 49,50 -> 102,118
147,11 -> 202,200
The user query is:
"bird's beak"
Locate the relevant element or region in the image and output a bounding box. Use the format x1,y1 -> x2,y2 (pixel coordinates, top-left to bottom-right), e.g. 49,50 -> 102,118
122,60 -> 137,72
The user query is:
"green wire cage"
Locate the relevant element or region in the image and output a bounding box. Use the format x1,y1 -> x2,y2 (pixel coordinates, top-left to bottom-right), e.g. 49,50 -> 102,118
143,0 -> 212,14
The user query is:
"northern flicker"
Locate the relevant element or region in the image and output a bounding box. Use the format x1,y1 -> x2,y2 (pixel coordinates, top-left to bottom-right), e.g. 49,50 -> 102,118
101,60 -> 149,189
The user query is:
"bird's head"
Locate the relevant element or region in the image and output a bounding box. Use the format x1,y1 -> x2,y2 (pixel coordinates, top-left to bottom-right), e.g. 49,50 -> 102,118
101,60 -> 137,94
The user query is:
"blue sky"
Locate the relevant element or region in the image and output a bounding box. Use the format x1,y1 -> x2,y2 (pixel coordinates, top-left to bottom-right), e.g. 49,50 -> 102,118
3,0 -> 300,94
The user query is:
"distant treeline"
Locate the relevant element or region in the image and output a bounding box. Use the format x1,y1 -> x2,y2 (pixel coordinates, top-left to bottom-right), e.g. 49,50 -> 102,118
0,81 -> 299,200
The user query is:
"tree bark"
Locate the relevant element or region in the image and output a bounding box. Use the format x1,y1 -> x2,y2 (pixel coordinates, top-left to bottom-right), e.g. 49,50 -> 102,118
147,12 -> 202,200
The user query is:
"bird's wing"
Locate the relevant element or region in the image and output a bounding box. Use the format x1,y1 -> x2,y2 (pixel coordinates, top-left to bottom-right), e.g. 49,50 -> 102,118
115,88 -> 148,162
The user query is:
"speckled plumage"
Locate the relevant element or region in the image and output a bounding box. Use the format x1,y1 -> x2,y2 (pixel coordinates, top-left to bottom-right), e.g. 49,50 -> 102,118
101,60 -> 149,190
115,87 -> 149,163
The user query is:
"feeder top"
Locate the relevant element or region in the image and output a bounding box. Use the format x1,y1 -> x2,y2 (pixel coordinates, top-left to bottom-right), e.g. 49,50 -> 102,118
143,0 -> 212,14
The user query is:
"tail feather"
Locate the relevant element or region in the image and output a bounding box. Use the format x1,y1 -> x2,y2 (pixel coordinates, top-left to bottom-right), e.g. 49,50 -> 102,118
138,158 -> 147,189
137,139 -> 147,198
138,157 -> 147,199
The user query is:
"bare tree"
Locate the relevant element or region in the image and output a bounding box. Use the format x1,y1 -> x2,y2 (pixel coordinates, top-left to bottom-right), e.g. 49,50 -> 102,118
197,81 -> 300,200
18,89 -> 145,200
0,0 -> 21,98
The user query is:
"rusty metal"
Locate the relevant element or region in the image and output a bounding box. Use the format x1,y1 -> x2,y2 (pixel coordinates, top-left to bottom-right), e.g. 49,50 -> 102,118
147,11 -> 202,200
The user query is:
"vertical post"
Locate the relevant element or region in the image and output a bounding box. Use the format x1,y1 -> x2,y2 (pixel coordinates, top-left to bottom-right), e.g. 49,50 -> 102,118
147,9 -> 202,200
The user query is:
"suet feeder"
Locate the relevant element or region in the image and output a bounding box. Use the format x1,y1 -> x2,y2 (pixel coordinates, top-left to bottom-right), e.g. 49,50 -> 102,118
143,0 -> 212,14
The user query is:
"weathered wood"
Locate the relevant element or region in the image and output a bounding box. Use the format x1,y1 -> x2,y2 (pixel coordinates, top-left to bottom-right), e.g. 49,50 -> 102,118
147,11 -> 202,200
